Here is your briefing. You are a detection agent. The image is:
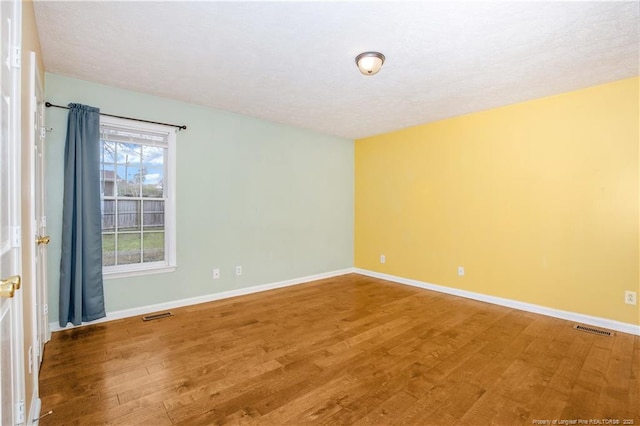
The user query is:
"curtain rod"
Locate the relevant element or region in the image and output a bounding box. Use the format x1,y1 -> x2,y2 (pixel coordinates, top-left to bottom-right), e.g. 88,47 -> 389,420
45,102 -> 187,131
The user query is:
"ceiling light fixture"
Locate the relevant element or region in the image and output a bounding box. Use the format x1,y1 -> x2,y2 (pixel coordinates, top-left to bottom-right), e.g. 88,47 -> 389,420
355,51 -> 385,76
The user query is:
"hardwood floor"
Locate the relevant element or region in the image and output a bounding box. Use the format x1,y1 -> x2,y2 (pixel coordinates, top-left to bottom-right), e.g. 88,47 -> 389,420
39,274 -> 639,425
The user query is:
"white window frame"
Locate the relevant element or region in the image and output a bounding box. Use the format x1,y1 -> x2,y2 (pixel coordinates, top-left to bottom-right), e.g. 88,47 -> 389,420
100,115 -> 177,279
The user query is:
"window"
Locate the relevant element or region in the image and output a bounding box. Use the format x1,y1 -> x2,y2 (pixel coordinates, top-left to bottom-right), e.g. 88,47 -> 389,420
99,116 -> 176,278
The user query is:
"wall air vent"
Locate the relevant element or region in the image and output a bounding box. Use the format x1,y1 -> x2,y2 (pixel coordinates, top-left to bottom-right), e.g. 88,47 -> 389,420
573,324 -> 614,336
142,312 -> 173,321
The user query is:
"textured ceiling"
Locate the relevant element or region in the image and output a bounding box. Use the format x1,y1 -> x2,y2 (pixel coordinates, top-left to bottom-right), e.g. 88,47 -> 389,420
34,1 -> 639,140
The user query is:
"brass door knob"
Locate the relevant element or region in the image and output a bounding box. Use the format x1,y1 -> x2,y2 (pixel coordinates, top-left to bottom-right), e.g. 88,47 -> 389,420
36,235 -> 50,245
0,275 -> 20,298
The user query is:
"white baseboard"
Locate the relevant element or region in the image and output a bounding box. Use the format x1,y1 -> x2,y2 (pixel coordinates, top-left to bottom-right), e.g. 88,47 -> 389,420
50,268 -> 355,333
45,321 -> 51,343
50,267 -> 639,337
355,268 -> 640,336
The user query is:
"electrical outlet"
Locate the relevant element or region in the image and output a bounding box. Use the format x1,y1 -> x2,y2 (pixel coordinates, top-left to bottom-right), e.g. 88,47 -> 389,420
236,266 -> 242,276
457,266 -> 465,276
380,254 -> 386,264
212,268 -> 220,279
625,290 -> 637,305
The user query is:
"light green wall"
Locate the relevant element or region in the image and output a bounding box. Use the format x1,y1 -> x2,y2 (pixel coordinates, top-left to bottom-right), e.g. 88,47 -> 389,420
45,73 -> 353,319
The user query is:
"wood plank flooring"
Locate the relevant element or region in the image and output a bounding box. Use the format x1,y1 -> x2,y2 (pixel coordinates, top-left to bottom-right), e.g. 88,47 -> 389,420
39,274 -> 640,425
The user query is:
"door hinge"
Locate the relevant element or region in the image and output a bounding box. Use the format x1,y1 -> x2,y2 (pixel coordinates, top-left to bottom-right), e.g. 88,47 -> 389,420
11,226 -> 21,248
11,46 -> 21,68
43,304 -> 48,315
15,400 -> 25,423
41,126 -> 46,139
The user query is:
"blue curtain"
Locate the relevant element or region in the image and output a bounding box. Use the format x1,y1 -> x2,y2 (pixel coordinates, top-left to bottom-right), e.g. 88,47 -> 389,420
59,103 -> 106,327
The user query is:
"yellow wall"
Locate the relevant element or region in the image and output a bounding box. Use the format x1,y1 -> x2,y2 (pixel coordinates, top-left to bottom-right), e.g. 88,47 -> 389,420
355,77 -> 640,326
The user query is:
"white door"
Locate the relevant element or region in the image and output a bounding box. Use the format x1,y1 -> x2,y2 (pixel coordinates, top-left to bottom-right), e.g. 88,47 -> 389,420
28,52 -> 49,372
23,51 -> 47,423
30,51 -> 49,367
1,0 -> 25,425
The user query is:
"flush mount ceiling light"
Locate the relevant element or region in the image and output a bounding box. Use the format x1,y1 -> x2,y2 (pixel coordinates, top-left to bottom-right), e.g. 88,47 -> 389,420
355,51 -> 385,76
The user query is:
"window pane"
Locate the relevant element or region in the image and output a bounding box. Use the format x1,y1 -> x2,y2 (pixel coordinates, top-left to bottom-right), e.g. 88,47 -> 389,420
142,146 -> 165,198
102,234 -> 115,266
142,145 -> 164,167
101,140 -> 116,163
143,200 -> 164,230
100,164 -> 116,197
141,167 -> 164,197
100,141 -> 117,197
115,142 -> 141,164
117,233 -> 141,265
102,200 -> 116,231
117,200 -> 141,231
143,232 -> 164,263
116,142 -> 142,197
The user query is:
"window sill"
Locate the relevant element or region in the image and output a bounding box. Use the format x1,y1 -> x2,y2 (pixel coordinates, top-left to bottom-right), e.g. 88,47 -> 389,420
103,265 -> 177,280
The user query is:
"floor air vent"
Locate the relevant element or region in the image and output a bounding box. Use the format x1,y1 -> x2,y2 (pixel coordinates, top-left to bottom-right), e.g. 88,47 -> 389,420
573,324 -> 614,336
142,312 -> 173,321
